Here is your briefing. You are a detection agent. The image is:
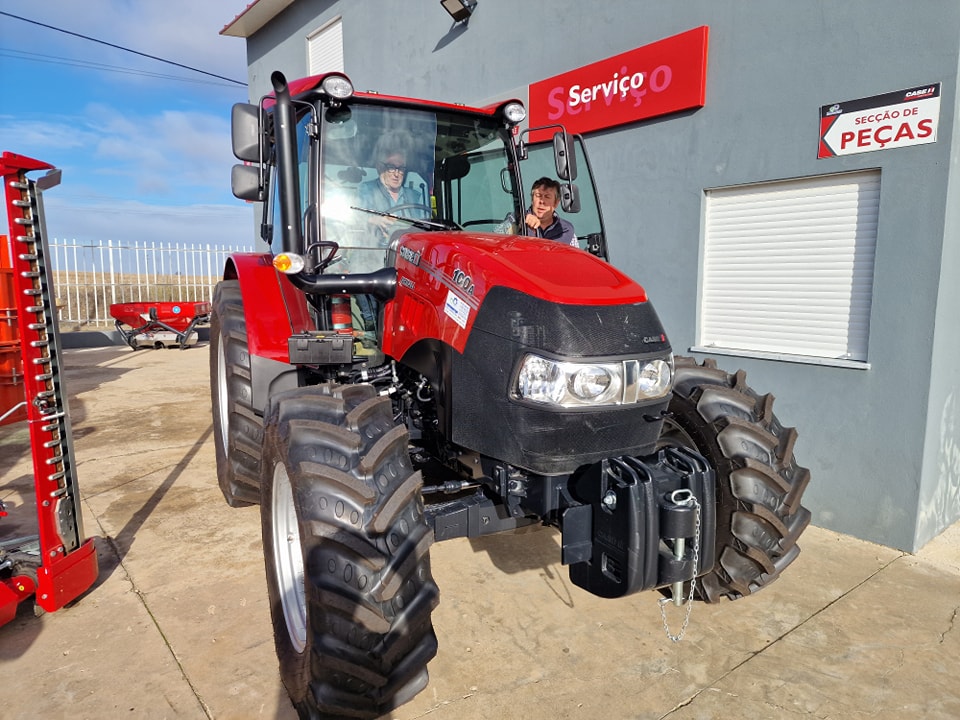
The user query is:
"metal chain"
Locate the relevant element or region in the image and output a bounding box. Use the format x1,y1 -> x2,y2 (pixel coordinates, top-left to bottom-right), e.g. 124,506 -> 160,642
658,494 -> 701,643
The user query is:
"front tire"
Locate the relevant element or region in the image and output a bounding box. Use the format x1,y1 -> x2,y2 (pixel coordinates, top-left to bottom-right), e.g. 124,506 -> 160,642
210,280 -> 262,506
261,384 -> 439,719
661,357 -> 811,602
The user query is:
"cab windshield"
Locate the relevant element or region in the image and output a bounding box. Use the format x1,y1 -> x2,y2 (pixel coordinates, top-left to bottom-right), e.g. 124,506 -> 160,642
319,103 -> 518,273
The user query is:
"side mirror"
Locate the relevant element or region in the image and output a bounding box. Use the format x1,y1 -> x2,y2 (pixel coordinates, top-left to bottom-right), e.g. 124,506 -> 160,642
553,131 -> 577,182
231,164 -> 264,201
560,182 -> 580,213
232,103 -> 262,163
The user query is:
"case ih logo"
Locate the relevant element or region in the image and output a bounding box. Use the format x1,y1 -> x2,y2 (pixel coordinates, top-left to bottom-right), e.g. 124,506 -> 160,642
399,246 -> 421,266
904,86 -> 936,99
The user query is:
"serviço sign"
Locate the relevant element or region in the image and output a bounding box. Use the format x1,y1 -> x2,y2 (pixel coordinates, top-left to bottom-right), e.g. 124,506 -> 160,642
528,26 -> 709,136
818,83 -> 941,158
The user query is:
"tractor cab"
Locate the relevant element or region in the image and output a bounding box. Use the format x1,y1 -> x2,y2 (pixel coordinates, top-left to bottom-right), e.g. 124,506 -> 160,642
230,72 -> 608,279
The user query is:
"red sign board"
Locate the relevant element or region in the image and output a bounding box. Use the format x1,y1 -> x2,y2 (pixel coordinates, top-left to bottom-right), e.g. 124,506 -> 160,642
528,26 -> 709,136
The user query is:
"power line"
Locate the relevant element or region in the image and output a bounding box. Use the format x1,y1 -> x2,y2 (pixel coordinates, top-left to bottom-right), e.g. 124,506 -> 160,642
0,48 -> 242,89
0,10 -> 247,86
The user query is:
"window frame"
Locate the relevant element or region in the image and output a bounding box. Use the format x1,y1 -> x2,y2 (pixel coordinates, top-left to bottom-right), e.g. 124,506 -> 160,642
692,169 -> 882,369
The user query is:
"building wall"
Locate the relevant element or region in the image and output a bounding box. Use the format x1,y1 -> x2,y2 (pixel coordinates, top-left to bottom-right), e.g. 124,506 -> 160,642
239,0 -> 960,550
919,46 -> 960,548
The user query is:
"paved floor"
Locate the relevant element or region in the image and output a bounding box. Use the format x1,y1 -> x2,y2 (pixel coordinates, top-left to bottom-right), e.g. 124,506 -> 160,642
1,345 -> 958,720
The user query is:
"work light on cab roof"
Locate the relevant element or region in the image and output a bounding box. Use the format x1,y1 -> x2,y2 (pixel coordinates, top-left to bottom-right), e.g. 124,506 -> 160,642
320,73 -> 353,101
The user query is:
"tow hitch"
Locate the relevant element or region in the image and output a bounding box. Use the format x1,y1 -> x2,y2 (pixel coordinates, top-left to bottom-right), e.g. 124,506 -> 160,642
564,446 -> 715,600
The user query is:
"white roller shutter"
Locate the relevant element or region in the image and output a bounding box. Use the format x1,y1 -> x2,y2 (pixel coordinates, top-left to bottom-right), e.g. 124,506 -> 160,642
307,18 -> 344,74
699,170 -> 880,364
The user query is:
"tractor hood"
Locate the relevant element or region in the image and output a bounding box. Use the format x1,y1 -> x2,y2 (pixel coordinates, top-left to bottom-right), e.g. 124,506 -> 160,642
393,231 -> 647,304
382,231 -> 655,359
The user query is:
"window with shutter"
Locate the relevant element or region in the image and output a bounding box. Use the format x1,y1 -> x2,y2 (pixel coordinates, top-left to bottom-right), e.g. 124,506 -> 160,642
307,18 -> 344,75
697,170 -> 880,367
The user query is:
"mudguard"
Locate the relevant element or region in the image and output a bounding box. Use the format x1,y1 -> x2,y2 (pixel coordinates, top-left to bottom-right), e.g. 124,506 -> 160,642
224,252 -> 314,362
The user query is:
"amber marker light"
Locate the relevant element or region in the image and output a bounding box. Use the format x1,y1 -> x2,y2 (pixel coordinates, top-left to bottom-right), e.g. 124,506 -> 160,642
272,252 -> 305,274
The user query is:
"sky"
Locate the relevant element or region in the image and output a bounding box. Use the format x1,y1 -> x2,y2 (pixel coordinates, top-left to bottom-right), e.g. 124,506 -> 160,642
0,1 -> 253,248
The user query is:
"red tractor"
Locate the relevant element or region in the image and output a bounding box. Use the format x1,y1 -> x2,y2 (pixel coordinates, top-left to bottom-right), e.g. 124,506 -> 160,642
212,71 -> 810,719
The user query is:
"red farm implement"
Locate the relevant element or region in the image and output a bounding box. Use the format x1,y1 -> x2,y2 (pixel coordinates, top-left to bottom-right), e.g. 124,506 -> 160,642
1,151 -> 98,627
110,301 -> 210,350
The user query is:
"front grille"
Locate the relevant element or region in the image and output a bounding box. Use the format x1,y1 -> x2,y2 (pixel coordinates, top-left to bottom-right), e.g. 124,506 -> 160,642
451,287 -> 671,474
471,286 -> 671,358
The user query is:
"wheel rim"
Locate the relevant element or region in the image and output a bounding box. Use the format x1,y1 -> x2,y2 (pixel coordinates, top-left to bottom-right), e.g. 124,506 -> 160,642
272,462 -> 307,653
215,335 -> 229,453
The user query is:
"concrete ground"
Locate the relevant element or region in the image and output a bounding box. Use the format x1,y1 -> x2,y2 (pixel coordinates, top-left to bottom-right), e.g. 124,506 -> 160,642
1,344 -> 958,720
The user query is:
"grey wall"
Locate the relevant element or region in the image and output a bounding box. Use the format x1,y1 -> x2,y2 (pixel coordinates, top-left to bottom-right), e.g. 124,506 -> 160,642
919,45 -> 960,548
240,0 -> 960,551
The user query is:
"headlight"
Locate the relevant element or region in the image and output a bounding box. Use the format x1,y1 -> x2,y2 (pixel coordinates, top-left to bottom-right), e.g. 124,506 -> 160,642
514,353 -> 673,408
321,74 -> 354,100
502,101 -> 527,125
637,358 -> 672,399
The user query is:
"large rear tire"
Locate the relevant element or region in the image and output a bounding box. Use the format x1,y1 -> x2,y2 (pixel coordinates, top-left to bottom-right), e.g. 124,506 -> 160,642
660,356 -> 811,602
261,383 -> 439,719
210,280 -> 262,506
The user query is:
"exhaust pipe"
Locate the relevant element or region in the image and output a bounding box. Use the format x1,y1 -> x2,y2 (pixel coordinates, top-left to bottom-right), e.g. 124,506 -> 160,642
271,71 -> 304,257
287,267 -> 397,302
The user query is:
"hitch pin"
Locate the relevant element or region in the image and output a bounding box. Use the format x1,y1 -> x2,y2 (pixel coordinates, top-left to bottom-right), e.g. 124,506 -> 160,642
669,488 -> 694,607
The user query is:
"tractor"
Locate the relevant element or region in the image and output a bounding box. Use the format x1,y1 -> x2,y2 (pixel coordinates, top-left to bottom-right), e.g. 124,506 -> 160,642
211,71 -> 810,719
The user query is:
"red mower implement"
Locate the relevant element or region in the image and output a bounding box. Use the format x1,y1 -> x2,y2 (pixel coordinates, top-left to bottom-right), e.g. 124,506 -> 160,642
1,151 -> 98,627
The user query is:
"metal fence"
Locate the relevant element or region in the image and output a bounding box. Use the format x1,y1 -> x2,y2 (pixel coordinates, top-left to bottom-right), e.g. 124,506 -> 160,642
48,239 -> 244,329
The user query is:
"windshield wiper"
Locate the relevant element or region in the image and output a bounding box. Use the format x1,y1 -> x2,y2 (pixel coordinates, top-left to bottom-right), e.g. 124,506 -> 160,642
350,206 -> 461,231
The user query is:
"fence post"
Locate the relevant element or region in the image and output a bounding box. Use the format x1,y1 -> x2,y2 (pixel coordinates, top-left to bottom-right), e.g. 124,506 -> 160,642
108,239 -> 117,308
71,240 -> 80,326
176,242 -> 185,302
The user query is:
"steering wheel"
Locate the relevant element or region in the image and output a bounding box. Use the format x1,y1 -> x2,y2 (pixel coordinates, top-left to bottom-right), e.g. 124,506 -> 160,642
387,203 -> 433,217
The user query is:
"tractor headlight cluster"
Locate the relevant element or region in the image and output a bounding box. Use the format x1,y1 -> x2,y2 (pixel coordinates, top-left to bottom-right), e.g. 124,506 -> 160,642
513,354 -> 673,408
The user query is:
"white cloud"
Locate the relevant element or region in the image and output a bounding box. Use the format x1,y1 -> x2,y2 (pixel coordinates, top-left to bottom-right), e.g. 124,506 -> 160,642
0,103 -> 239,201
0,118 -> 99,151
83,103 -> 236,196
43,196 -> 254,249
2,0 -> 248,83
0,1 -> 253,249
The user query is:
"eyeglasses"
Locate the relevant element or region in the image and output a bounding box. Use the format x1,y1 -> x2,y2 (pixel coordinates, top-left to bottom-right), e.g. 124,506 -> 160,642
381,163 -> 407,174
